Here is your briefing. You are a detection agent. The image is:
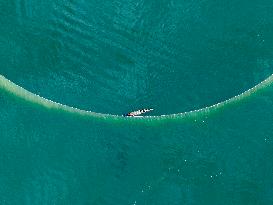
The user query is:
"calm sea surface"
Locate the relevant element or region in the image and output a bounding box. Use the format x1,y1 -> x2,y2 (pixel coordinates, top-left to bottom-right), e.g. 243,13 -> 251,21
0,0 -> 273,204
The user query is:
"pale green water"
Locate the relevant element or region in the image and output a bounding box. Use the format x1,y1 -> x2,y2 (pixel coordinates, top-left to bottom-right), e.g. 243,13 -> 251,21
0,0 -> 273,204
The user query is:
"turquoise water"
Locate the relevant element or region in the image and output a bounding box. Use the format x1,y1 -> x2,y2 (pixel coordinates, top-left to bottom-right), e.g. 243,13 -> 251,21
1,0 -> 273,204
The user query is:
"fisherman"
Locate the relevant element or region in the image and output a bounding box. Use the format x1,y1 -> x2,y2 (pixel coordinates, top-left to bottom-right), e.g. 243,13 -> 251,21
123,108 -> 153,117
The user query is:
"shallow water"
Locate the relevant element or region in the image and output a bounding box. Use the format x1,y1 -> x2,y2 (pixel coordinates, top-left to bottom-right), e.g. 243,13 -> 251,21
0,0 -> 273,204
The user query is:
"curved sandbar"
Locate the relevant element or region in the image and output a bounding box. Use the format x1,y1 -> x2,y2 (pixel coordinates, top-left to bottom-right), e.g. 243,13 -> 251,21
0,74 -> 272,123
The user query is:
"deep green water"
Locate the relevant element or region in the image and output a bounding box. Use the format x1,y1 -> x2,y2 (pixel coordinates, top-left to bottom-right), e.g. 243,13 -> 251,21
1,0 -> 273,204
